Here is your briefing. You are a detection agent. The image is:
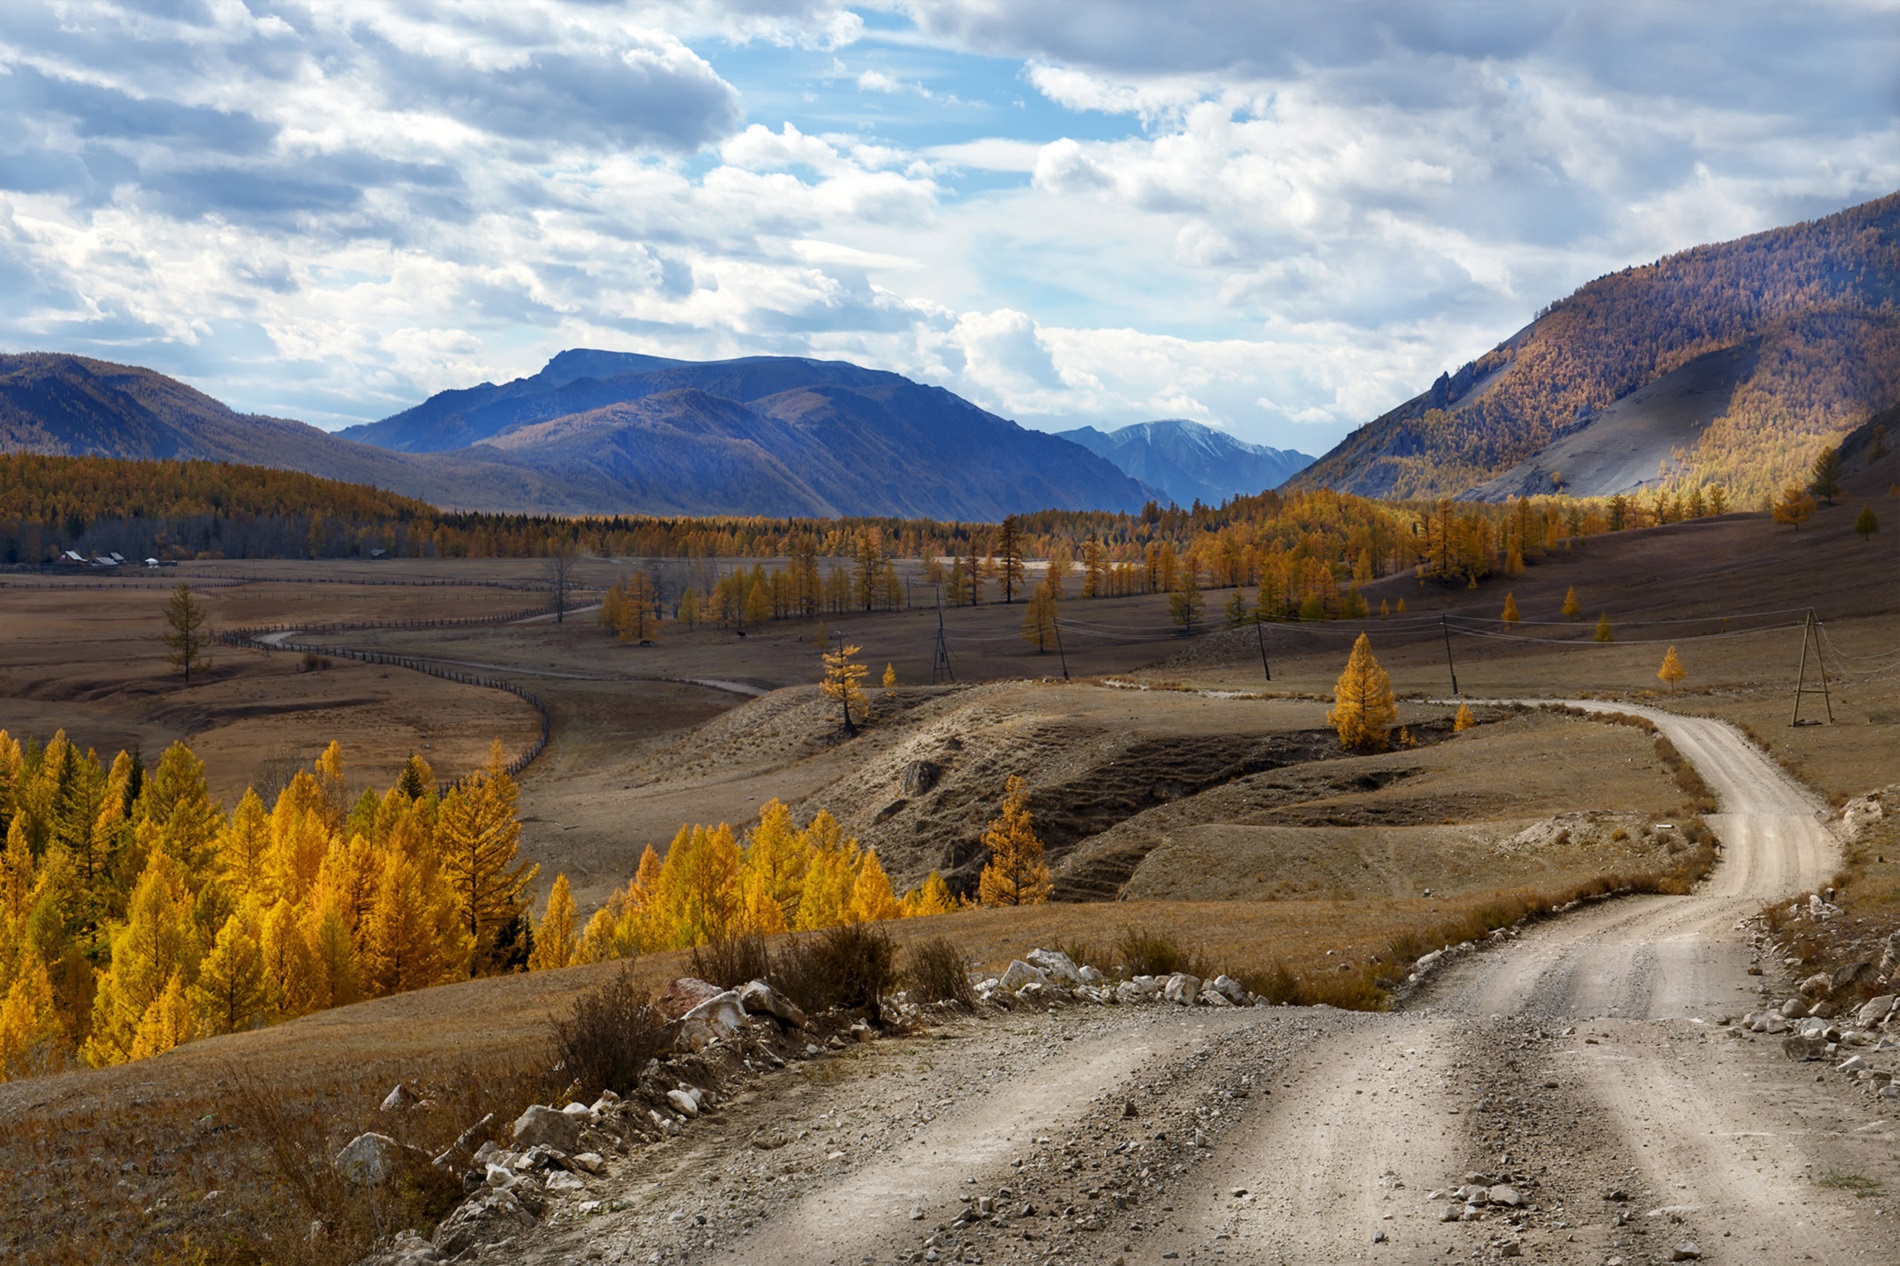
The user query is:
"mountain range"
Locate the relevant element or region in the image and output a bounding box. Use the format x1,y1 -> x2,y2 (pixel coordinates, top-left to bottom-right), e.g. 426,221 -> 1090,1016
1293,190 -> 1900,505
1057,420 -> 1311,509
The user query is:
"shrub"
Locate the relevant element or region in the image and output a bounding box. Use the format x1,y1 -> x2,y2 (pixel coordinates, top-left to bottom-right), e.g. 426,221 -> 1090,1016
773,923 -> 898,1025
691,931 -> 773,988
1112,926 -> 1209,980
904,936 -> 976,1008
550,966 -> 669,1098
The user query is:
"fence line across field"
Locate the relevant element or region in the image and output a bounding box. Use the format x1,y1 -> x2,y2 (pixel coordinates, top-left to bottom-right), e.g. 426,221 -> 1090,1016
219,603 -> 557,790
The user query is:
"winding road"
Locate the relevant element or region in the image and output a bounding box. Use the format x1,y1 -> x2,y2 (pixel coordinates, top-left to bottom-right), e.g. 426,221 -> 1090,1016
515,705 -> 1894,1266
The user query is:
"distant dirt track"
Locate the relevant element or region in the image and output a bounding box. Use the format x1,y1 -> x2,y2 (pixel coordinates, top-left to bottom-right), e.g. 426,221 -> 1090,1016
514,703 -> 1893,1266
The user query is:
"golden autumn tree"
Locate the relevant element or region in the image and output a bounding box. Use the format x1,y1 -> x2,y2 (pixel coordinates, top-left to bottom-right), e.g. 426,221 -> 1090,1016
821,641 -> 869,735
0,954 -> 63,1080
850,849 -> 902,922
1658,645 -> 1686,691
83,847 -> 196,1067
529,874 -> 577,971
1594,612 -> 1614,643
189,901 -> 271,1036
436,741 -> 537,974
1021,578 -> 1058,652
363,849 -> 461,995
1772,485 -> 1816,529
1561,586 -> 1581,621
978,776 -> 1050,907
1453,702 -> 1475,732
1326,633 -> 1398,753
899,871 -> 957,917
1500,592 -> 1519,623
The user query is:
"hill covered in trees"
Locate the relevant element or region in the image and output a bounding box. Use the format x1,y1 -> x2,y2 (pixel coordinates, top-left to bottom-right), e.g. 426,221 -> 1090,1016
1295,191 -> 1900,507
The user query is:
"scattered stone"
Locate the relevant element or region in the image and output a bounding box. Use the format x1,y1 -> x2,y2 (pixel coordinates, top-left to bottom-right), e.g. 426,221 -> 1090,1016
1209,975 -> 1249,1006
380,1083 -> 420,1112
1672,1242 -> 1702,1261
1488,1184 -> 1522,1208
1024,948 -> 1084,986
335,1132 -> 401,1186
512,1105 -> 582,1154
1163,973 -> 1202,1005
434,1187 -> 539,1256
999,960 -> 1050,992
666,1088 -> 702,1119
654,976 -> 726,1020
738,979 -> 808,1028
1781,997 -> 1809,1019
1857,995 -> 1896,1026
1799,972 -> 1833,999
1782,1034 -> 1829,1062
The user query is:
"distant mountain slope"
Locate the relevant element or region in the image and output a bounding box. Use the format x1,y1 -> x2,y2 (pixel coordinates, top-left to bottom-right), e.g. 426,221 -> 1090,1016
349,351 -> 1154,517
0,351 -> 1153,518
1058,419 -> 1312,507
0,352 -> 587,511
1294,191 -> 1900,505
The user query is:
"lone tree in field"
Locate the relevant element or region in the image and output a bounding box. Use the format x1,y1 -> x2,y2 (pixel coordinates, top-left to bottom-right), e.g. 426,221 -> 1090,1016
1501,592 -> 1519,623
1561,586 -> 1581,621
1021,578 -> 1058,652
1168,567 -> 1204,636
1772,485 -> 1816,530
995,516 -> 1026,603
978,775 -> 1050,906
163,581 -> 211,682
1453,701 -> 1475,732
1594,612 -> 1614,643
1326,633 -> 1397,753
821,640 -> 869,735
1855,505 -> 1880,541
1658,645 -> 1685,692
547,543 -> 579,623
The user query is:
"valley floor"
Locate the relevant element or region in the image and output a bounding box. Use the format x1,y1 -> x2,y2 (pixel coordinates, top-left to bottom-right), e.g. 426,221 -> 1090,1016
468,706 -> 1900,1266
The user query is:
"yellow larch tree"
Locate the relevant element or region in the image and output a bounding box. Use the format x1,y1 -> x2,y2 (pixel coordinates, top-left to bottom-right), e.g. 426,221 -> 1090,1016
0,953 -> 63,1080
1561,586 -> 1581,621
1453,702 -> 1475,732
978,776 -> 1050,907
436,741 -> 537,974
189,901 -> 271,1036
529,874 -> 577,971
363,849 -> 461,996
1501,592 -> 1519,623
1326,633 -> 1398,753
83,847 -> 196,1067
899,871 -> 957,917
1658,645 -> 1686,691
850,849 -> 902,922
821,642 -> 869,735
1594,613 -> 1614,643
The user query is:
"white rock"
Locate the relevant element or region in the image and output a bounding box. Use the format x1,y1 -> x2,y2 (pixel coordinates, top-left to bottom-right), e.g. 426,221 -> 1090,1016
1210,975 -> 1249,1005
512,1104 -> 582,1153
1078,965 -> 1106,985
1857,995 -> 1896,1025
572,1151 -> 605,1174
677,990 -> 748,1051
545,1170 -> 586,1193
1024,948 -> 1084,985
666,1088 -> 701,1119
999,960 -> 1050,991
380,1084 -> 419,1112
335,1132 -> 401,1186
561,1102 -> 598,1122
1164,973 -> 1202,1005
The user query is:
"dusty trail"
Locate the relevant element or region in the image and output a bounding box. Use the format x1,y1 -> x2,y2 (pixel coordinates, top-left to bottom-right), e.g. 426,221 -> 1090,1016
518,703 -> 1895,1266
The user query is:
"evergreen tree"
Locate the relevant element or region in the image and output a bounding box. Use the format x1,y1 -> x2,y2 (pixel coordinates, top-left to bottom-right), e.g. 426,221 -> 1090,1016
529,874 -> 577,971
850,849 -> 902,922
1594,612 -> 1614,643
1561,586 -> 1581,621
1855,506 -> 1879,541
435,742 -> 537,974
162,582 -> 211,682
977,776 -> 1050,907
1326,633 -> 1398,753
1501,592 -> 1519,623
1658,645 -> 1686,691
1772,485 -> 1816,529
363,849 -> 457,995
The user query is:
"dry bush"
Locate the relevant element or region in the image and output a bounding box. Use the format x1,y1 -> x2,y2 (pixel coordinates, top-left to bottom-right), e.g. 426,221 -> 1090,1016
1112,926 -> 1210,980
297,651 -> 332,673
550,965 -> 670,1099
903,937 -> 977,1008
691,931 -> 773,988
1655,736 -> 1719,812
1054,936 -> 1101,973
772,923 -> 898,1026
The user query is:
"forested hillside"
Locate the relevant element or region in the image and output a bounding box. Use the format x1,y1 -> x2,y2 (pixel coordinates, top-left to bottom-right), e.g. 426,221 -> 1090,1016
1296,191 -> 1900,505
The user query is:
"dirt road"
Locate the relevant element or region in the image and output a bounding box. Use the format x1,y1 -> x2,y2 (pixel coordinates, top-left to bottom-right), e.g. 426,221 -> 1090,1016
514,706 -> 1896,1266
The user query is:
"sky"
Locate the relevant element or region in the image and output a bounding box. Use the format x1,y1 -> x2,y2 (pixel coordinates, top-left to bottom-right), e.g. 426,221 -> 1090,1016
1,2 -> 1896,453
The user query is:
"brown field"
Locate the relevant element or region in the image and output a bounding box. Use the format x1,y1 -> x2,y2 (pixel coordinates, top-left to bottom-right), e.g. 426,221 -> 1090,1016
0,497 -> 1895,1261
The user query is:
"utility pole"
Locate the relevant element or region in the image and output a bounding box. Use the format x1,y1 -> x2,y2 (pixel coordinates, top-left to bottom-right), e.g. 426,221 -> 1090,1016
1254,617 -> 1272,681
1053,618 -> 1070,680
1441,615 -> 1459,697
1791,608 -> 1833,725
930,588 -> 955,684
